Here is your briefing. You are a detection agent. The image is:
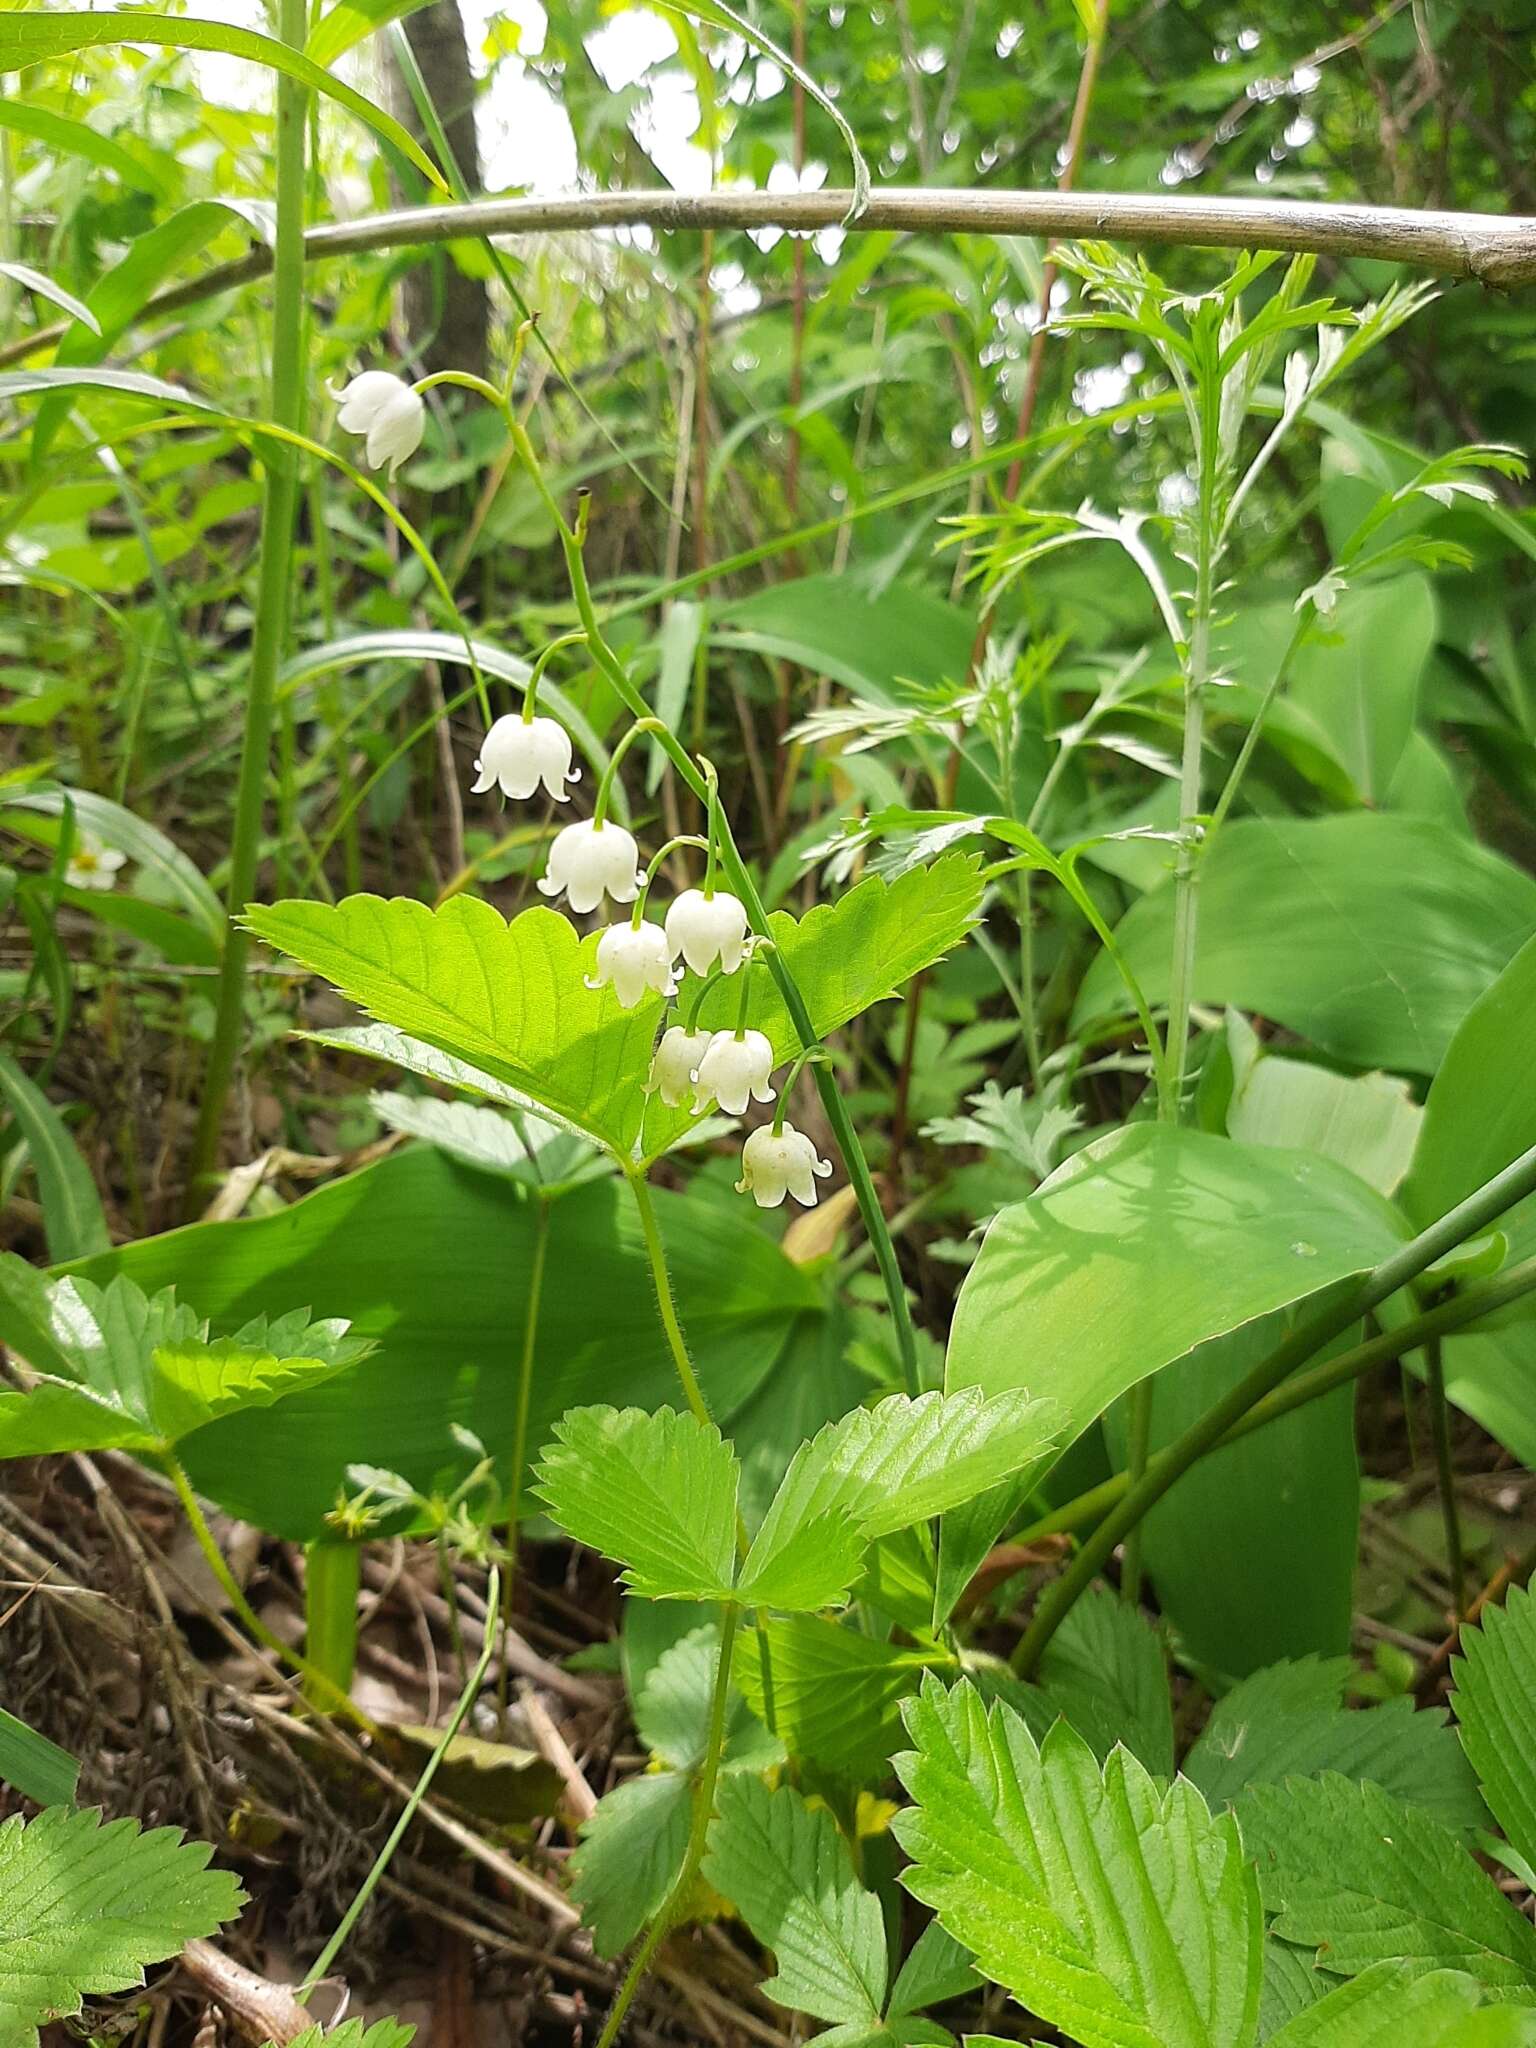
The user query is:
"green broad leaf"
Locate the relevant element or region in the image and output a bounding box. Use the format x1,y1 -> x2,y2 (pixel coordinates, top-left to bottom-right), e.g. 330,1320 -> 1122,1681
533,1405 -> 741,1602
1399,934 -> 1536,1461
1073,815 -> 1536,1076
1226,1052 -> 1423,1199
1026,1584 -> 1174,1779
941,1123 -> 1403,1637
63,1148 -> 817,1541
0,12 -> 445,190
306,0 -> 429,67
632,1624 -> 783,1774
1261,1938 -> 1334,2037
715,575 -> 974,707
892,1678 -> 1264,2048
1240,1774 -> 1536,1995
734,1616 -> 931,1781
683,856 -> 985,1118
743,1391 -> 1060,1590
0,1263 -> 367,1460
1185,1657 -> 1484,1834
569,1771 -> 692,1958
703,1776 -> 888,2025
0,1806 -> 244,2045
0,1053 -> 109,1261
1450,1583 -> 1536,1873
371,1090 -> 606,1192
254,862 -> 981,1162
245,896 -> 664,1152
735,1508 -> 868,1613
0,1708 -> 78,1810
5,785 -> 224,947
1265,1963 -> 1536,2047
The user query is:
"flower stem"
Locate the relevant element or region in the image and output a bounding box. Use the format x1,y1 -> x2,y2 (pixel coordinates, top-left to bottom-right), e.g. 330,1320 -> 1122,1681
500,1193 -> 550,1725
595,717 -> 669,827
504,421 -> 921,1396
626,1166 -> 715,1431
1014,1142 -> 1536,1676
301,1565 -> 500,1996
182,0 -> 307,1212
594,1604 -> 740,2048
167,1456 -> 377,1735
1424,1332 -> 1467,1619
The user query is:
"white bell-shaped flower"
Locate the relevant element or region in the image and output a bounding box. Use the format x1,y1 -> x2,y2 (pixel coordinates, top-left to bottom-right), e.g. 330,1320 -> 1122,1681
471,714 -> 578,803
692,1029 -> 775,1117
736,1121 -> 833,1208
585,921 -> 677,1009
646,1025 -> 712,1106
664,888 -> 749,975
538,819 -> 644,914
329,370 -> 425,478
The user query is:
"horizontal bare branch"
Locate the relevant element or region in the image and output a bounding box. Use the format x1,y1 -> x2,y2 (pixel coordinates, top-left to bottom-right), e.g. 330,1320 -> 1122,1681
3,185 -> 1533,373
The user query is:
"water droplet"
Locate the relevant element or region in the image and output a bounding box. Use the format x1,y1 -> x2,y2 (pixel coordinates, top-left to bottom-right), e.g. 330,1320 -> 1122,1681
1290,1240 -> 1318,1259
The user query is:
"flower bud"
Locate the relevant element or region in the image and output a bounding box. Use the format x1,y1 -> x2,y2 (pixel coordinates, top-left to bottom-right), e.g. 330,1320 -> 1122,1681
664,888 -> 749,976
646,1025 -> 712,1107
472,714 -> 579,803
692,1029 -> 775,1117
328,370 -> 426,478
736,1122 -> 833,1208
584,921 -> 677,1009
537,819 -> 644,915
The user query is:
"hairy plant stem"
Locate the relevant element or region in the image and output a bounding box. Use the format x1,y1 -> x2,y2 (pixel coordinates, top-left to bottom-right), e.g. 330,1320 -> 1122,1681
626,1167 -> 716,1431
301,1565 -> 500,1997
1423,1332 -> 1467,1618
1014,1146 -> 1536,1674
167,1457 -> 376,1733
595,1605 -> 741,2048
499,1193 -> 550,1724
183,0 -> 308,1212
503,415 -> 921,1396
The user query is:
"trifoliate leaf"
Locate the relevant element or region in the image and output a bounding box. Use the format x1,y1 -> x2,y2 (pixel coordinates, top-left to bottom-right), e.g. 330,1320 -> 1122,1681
0,1806 -> 244,2045
568,1771 -> 692,1959
1451,1583 -> 1536,1872
1186,1656 -> 1483,1833
1265,1961 -> 1536,2047
892,1677 -> 1263,2048
1240,1774 -> 1536,1995
744,1392 -> 1058,1585
533,1405 -> 739,1602
703,1777 -> 887,2025
0,1269 -> 367,1460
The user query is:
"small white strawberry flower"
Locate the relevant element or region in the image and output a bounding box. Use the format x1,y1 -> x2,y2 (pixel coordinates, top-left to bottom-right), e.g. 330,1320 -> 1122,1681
646,1025 -> 713,1107
328,370 -> 425,478
692,1029 -> 775,1117
585,920 -> 677,1009
537,819 -> 644,915
736,1121 -> 833,1208
472,714 -> 579,803
664,888 -> 749,976
64,836 -> 126,892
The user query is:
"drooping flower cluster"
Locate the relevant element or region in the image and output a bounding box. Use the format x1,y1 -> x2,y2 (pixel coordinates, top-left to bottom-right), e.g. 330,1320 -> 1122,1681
462,714 -> 826,1201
